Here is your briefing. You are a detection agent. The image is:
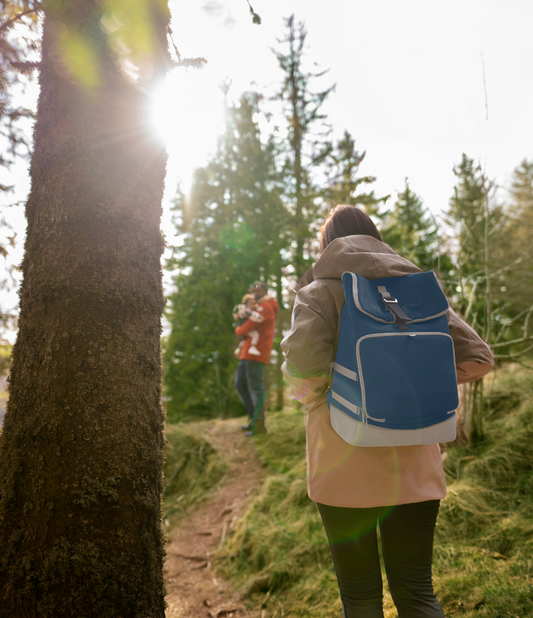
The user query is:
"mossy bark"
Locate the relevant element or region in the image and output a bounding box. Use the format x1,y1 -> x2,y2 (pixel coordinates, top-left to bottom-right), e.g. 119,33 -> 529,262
0,1 -> 169,616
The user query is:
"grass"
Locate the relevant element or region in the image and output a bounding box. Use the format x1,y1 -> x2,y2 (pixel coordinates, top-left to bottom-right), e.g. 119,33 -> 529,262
211,366 -> 533,617
432,367 -> 533,617
163,422 -> 227,527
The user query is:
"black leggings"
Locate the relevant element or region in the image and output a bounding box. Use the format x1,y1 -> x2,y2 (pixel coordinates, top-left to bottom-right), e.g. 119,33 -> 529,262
317,501 -> 445,618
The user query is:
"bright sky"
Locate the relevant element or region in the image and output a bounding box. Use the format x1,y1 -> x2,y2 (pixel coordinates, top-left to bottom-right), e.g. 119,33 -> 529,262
157,0 -> 533,230
3,0 -> 533,339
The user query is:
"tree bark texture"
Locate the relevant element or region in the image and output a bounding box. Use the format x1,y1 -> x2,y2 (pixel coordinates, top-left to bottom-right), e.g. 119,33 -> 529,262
0,1 -> 169,616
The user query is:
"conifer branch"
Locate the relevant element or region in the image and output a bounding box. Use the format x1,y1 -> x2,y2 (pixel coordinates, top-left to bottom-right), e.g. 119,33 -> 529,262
172,57 -> 208,69
0,4 -> 42,34
10,61 -> 41,71
246,0 -> 261,24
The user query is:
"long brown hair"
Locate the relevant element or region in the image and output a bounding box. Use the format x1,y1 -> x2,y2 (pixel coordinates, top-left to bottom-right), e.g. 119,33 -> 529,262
319,205 -> 382,252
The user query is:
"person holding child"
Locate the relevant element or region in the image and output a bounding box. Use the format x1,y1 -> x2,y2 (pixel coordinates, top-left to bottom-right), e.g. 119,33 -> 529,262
232,294 -> 264,357
234,281 -> 279,436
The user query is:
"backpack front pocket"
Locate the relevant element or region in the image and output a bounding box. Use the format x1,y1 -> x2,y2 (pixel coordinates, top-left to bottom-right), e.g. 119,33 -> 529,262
356,332 -> 458,429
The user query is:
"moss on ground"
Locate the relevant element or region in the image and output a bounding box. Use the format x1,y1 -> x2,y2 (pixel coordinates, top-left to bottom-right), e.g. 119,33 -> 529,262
163,422 -> 227,527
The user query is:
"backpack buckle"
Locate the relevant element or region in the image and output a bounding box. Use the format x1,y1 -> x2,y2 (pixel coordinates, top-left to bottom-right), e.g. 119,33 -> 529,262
377,286 -> 411,330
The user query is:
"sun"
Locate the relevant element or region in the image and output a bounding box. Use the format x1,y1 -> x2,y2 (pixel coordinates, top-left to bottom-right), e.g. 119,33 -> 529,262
149,69 -> 226,192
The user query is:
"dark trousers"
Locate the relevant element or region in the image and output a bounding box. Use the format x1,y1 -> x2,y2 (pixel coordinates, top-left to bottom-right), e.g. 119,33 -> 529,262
234,359 -> 265,424
317,500 -> 445,618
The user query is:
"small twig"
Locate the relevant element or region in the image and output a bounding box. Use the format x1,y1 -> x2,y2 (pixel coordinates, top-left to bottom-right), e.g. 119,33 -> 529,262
491,335 -> 533,349
494,342 -> 533,360
208,609 -> 240,618
218,519 -> 228,550
167,25 -> 181,62
213,505 -> 232,521
173,553 -> 210,562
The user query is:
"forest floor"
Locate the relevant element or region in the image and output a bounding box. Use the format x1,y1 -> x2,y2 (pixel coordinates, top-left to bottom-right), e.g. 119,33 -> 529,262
164,417 -> 266,618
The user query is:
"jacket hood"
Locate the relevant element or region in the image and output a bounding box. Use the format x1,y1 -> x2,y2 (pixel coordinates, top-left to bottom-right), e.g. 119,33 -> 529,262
295,235 -> 421,291
258,294 -> 280,313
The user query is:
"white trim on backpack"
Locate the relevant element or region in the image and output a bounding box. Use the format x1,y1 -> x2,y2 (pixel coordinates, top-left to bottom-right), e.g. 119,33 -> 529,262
331,390 -> 361,417
331,362 -> 358,382
330,404 -> 457,447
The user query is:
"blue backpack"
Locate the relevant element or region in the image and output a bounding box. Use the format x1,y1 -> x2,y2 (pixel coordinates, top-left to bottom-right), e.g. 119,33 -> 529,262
326,271 -> 459,447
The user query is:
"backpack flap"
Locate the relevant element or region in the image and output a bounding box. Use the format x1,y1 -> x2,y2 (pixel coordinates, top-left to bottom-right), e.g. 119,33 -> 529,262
342,270 -> 449,325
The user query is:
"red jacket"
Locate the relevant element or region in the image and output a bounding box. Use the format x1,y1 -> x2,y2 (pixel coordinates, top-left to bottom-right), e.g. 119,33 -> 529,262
235,295 -> 279,364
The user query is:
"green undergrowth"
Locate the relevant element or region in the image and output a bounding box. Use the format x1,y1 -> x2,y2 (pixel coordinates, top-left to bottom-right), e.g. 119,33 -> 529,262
0,342 -> 11,376
434,367 -> 533,617
212,367 -> 533,618
163,422 -> 227,527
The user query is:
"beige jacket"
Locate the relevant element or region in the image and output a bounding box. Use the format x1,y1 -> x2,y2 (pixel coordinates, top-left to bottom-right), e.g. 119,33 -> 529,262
281,235 -> 494,508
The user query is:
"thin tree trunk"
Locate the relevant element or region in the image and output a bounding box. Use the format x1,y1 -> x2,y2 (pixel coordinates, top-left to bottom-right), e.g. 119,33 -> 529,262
275,265 -> 285,410
0,2 -> 169,616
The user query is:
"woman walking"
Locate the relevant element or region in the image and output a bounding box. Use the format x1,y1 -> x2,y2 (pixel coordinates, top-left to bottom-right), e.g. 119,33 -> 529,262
281,205 -> 494,617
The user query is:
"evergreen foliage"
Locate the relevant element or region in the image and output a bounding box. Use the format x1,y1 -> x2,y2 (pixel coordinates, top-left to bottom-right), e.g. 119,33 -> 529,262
0,0 -> 40,188
381,178 -> 452,278
0,1 -> 41,328
493,159 -> 533,352
273,14 -> 334,279
163,94 -> 286,422
323,130 -> 386,213
272,15 -> 383,279
447,154 -> 533,359
448,154 -> 490,319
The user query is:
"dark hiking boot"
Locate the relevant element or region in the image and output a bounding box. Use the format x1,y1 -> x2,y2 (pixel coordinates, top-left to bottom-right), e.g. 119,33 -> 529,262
244,423 -> 268,437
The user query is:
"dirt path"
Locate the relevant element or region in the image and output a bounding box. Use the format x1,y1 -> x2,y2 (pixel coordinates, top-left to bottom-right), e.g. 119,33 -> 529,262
165,418 -> 266,618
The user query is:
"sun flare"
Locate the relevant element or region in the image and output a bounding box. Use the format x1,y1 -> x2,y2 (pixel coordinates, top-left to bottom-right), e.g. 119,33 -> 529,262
149,70 -> 226,192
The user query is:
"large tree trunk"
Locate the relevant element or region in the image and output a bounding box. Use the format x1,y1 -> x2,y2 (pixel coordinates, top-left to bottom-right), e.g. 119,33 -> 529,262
0,2 -> 169,616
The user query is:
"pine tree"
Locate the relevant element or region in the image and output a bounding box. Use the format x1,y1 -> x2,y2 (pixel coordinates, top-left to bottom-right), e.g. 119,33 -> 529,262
448,154 -> 488,316
273,17 -> 384,278
323,130 -> 386,214
447,154 -> 508,442
0,1 -> 170,614
273,14 -> 334,280
164,94 -> 287,421
489,159 -> 533,356
381,178 -> 451,277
